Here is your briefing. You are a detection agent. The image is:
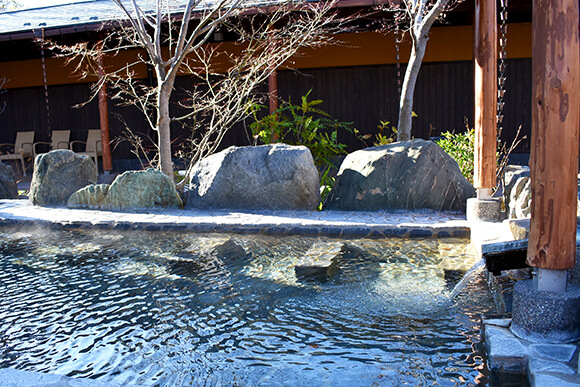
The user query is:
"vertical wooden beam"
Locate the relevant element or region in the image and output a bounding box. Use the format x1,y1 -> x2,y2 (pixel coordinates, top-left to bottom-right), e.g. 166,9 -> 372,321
527,0 -> 580,270
473,0 -> 497,191
268,69 -> 278,115
97,55 -> 113,173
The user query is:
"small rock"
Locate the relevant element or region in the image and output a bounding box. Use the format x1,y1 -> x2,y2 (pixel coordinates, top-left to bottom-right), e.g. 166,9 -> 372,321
67,169 -> 182,211
67,184 -> 110,209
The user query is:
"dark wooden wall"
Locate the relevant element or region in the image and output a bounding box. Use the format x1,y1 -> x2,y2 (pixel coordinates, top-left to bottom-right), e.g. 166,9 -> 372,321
0,59 -> 532,169
278,58 -> 532,153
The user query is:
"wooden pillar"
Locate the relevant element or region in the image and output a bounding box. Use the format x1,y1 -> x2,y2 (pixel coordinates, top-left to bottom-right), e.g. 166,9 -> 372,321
97,55 -> 113,173
527,0 -> 580,271
268,69 -> 278,115
473,0 -> 497,195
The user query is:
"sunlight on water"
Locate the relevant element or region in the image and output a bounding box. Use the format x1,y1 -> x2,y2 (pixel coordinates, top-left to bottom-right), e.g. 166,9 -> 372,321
0,228 -> 493,386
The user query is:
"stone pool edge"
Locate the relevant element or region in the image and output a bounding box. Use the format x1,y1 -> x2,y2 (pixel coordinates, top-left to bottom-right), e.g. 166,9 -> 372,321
0,199 -> 471,239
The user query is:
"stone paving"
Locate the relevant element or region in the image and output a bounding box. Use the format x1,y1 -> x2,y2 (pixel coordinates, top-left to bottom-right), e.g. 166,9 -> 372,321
0,199 -> 470,238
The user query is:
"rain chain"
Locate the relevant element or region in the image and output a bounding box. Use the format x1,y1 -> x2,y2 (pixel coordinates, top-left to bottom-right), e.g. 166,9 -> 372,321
497,0 -> 508,137
395,26 -> 402,98
40,28 -> 52,136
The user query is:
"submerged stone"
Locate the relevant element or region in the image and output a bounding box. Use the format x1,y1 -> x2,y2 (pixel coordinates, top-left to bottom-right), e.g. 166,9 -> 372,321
295,241 -> 343,283
30,150 -> 97,206
324,139 -> 475,211
186,144 -> 320,211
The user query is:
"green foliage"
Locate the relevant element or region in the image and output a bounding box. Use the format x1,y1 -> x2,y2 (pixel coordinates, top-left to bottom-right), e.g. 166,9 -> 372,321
250,90 -> 354,209
436,128 -> 475,183
374,120 -> 398,146
250,90 -> 353,168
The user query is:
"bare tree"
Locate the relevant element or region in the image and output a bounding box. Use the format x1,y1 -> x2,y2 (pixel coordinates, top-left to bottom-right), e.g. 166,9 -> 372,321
53,0 -> 348,186
394,0 -> 456,141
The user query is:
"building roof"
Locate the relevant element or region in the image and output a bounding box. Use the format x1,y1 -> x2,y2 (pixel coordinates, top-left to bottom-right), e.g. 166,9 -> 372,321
0,0 -> 293,41
0,0 -> 395,41
0,0 -> 125,40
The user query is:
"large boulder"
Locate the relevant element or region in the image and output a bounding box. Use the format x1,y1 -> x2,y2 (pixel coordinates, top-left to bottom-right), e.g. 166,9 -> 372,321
324,139 -> 475,211
0,162 -> 18,199
68,169 -> 182,211
30,150 -> 97,206
186,144 -> 320,210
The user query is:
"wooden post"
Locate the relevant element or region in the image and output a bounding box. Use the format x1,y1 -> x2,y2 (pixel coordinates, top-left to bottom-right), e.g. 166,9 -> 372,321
97,55 -> 113,173
473,0 -> 497,195
527,0 -> 580,272
268,70 -> 278,115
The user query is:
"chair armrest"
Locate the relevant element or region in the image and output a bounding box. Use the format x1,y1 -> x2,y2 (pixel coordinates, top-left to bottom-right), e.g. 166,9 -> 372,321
70,140 -> 87,152
20,142 -> 34,156
33,141 -> 51,158
55,141 -> 70,150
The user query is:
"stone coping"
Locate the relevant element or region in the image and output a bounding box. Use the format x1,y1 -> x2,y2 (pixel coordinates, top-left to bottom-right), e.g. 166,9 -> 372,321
0,199 -> 470,238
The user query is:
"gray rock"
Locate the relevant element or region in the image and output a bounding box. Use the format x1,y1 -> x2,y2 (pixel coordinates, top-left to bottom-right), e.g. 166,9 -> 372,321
508,176 -> 531,219
503,165 -> 530,219
68,169 -> 182,211
30,150 -> 97,206
186,144 -> 320,210
324,139 -> 475,211
0,161 -> 18,199
508,218 -> 530,240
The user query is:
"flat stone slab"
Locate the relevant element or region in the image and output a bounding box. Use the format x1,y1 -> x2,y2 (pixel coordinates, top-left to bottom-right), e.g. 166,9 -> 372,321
484,325 -> 528,372
0,200 -> 470,238
294,241 -> 343,283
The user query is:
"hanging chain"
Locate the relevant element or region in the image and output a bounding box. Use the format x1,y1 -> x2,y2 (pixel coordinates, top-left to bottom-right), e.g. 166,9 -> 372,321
497,0 -> 508,138
40,28 -> 52,136
395,25 -> 402,98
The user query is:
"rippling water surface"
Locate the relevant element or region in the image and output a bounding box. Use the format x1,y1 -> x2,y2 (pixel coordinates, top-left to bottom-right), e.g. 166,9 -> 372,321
0,228 -> 494,386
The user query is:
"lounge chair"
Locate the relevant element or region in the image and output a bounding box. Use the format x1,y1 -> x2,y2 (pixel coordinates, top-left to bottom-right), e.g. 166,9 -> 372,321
33,130 -> 71,158
0,131 -> 35,176
70,129 -> 102,172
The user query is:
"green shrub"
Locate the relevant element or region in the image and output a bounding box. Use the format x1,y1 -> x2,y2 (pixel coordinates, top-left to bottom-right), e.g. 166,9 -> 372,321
436,128 -> 475,183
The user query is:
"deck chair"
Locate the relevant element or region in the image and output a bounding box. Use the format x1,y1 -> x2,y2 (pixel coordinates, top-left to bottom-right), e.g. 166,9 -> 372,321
0,131 -> 35,176
33,130 -> 71,158
70,129 -> 102,172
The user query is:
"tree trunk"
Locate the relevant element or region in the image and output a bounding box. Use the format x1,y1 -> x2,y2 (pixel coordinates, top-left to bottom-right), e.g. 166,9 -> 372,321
157,83 -> 174,182
397,36 -> 427,142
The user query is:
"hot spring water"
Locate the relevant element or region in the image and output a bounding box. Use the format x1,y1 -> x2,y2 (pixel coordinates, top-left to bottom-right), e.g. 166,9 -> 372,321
0,228 -> 495,385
